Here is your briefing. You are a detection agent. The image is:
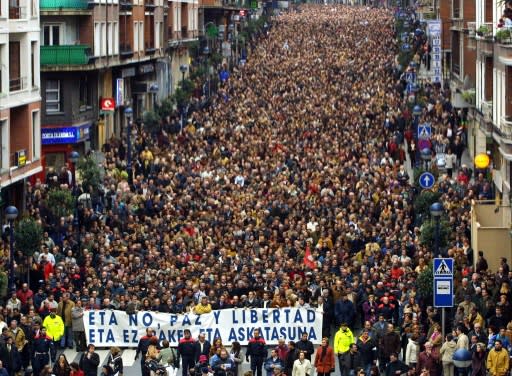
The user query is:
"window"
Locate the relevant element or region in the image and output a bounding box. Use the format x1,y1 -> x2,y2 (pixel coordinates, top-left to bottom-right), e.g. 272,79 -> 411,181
113,22 -> 118,54
32,110 -> 40,160
0,120 -> 5,170
94,22 -> 101,56
101,22 -> 106,55
139,21 -> 143,52
9,41 -> 20,91
42,24 -> 62,46
45,80 -> 61,113
31,41 -> 36,88
133,21 -> 139,51
79,76 -> 91,110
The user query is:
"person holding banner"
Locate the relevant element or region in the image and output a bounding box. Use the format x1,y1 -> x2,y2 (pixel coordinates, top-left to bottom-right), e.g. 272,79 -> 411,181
246,329 -> 267,376
178,329 -> 197,376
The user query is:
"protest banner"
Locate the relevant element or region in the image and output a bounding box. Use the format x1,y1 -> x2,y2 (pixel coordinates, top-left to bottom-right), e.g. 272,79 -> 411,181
84,308 -> 323,347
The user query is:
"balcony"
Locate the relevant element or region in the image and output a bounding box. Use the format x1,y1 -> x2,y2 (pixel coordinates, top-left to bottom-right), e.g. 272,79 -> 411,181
119,43 -> 133,58
481,100 -> 493,123
144,0 -> 155,10
502,116 -> 512,142
120,0 -> 132,10
145,42 -> 156,55
40,0 -> 90,10
467,21 -> 476,36
9,5 -> 27,19
9,77 -> 27,92
476,23 -> 494,39
41,45 -> 92,65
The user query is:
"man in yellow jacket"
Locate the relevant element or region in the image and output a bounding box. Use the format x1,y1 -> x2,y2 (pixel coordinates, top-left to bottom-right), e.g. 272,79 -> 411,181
333,323 -> 354,376
43,309 -> 65,360
487,339 -> 510,376
193,296 -> 212,315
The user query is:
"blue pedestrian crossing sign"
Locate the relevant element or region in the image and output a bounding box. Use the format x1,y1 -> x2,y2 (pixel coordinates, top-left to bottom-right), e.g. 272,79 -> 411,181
418,123 -> 431,139
405,72 -> 416,83
419,172 -> 435,189
433,258 -> 454,308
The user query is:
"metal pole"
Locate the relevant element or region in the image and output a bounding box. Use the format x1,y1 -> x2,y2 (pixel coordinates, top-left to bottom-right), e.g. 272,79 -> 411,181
441,307 -> 445,340
435,216 -> 440,257
9,220 -> 14,291
72,164 -> 80,252
181,71 -> 185,86
127,118 -> 133,186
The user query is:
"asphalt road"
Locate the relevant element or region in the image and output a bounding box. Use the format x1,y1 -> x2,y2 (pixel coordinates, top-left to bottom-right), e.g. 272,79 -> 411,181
54,347 -> 331,376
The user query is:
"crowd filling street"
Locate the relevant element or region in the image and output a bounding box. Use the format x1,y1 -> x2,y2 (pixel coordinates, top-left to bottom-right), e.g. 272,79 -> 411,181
0,3 -> 511,376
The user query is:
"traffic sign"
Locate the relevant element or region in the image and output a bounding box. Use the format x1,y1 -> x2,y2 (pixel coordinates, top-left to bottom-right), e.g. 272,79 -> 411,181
419,171 -> 435,189
433,258 -> 454,308
418,123 -> 431,139
405,72 -> 416,83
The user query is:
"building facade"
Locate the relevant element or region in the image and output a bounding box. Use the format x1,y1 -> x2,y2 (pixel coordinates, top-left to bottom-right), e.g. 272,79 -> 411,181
0,0 -> 42,207
39,0 -> 199,174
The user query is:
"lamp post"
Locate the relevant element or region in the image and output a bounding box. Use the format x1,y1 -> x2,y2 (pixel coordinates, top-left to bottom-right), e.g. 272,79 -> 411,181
430,201 -> 444,337
179,64 -> 188,87
203,46 -> 210,99
69,150 -> 80,252
5,205 -> 18,291
124,106 -> 133,186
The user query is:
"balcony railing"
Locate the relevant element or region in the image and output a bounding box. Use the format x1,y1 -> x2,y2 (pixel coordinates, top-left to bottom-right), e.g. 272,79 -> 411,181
481,100 -> 493,123
9,77 -> 27,92
119,0 -> 132,10
119,43 -> 133,58
41,45 -> 92,65
145,42 -> 156,55
502,116 -> 512,140
144,0 -> 155,9
476,23 -> 494,39
9,5 -> 27,19
40,0 -> 89,9
467,21 -> 476,36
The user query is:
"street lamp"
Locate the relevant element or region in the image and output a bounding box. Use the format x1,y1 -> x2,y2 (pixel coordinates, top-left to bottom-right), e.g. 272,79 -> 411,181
430,202 -> 443,257
69,150 -> 80,251
124,106 -> 133,186
203,46 -> 210,99
413,104 -> 422,134
420,147 -> 432,170
5,205 -> 18,291
179,64 -> 188,87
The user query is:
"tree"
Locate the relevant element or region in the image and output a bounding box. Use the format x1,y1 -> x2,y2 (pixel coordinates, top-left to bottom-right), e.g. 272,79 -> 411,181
142,110 -> 161,133
419,218 -> 451,253
416,262 -> 433,300
77,155 -> 102,194
14,217 -> 43,257
47,188 -> 74,219
413,190 -> 442,218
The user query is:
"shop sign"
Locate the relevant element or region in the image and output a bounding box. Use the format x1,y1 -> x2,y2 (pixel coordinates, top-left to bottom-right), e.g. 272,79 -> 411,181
100,98 -> 116,111
139,64 -> 155,75
42,124 -> 91,145
15,150 -> 26,167
116,79 -> 124,108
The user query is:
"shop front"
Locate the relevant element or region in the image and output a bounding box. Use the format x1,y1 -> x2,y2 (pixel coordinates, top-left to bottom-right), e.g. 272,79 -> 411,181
41,122 -> 92,177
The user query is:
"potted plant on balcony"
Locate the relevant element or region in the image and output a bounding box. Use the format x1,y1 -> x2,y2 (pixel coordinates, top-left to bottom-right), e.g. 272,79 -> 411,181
476,24 -> 490,37
495,28 -> 512,44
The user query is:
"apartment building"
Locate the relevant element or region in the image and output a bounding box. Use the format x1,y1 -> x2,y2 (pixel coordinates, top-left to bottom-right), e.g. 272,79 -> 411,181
0,0 -> 42,207
470,0 -> 512,202
39,0 -> 198,173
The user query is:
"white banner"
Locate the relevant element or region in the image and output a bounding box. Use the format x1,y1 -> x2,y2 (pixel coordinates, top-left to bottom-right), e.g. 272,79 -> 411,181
427,20 -> 442,85
84,308 -> 323,347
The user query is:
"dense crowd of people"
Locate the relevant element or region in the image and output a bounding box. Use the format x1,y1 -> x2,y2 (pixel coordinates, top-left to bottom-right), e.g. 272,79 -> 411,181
0,3 -> 510,376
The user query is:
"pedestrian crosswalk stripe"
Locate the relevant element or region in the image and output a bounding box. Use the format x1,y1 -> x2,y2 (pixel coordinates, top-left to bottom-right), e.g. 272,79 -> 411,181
97,349 -> 111,367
